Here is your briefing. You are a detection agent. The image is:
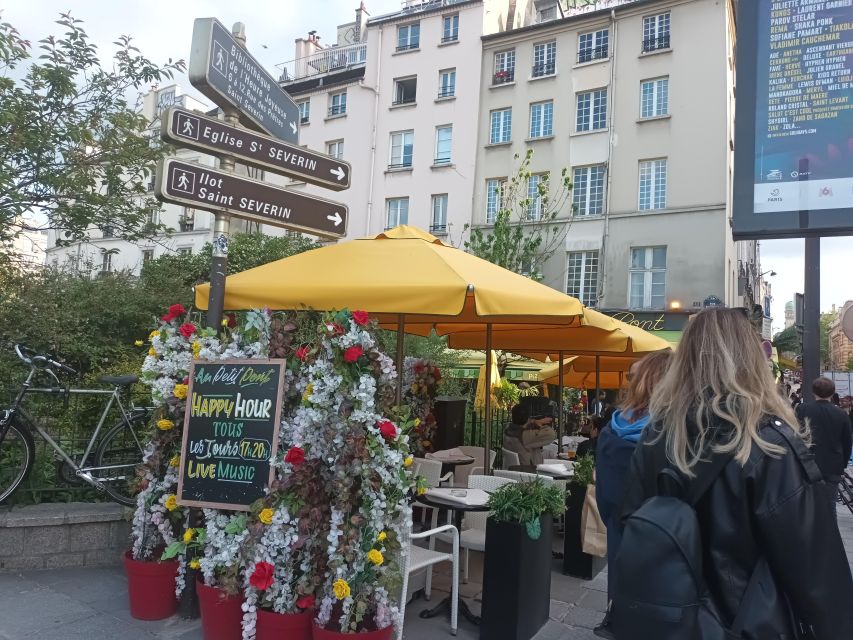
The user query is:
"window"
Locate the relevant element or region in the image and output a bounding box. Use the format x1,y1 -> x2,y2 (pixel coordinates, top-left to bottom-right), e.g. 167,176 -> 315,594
486,178 -> 507,223
327,140 -> 344,160
538,6 -> 558,22
489,108 -> 512,144
393,77 -> 417,105
567,251 -> 599,307
442,15 -> 459,42
431,194 -> 448,233
397,23 -> 420,51
389,130 -> 414,169
100,251 -> 113,273
146,167 -> 156,192
147,208 -> 160,227
638,159 -> 667,210
438,68 -> 456,98
297,100 -> 310,124
177,247 -> 192,257
640,77 -> 669,118
386,198 -> 409,228
527,173 -> 547,220
101,225 -> 115,239
434,126 -> 452,164
529,101 -> 553,138
142,249 -> 154,262
572,165 -> 606,216
630,246 -> 667,310
493,50 -> 515,84
578,28 -> 609,63
576,89 -> 608,132
532,41 -> 556,77
179,208 -> 195,232
643,13 -> 671,52
329,91 -> 347,116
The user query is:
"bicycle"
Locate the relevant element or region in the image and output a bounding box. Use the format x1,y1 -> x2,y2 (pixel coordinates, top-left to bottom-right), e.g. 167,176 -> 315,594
0,344 -> 153,506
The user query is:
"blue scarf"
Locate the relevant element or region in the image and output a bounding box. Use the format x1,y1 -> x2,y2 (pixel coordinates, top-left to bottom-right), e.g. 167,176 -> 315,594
610,409 -> 650,443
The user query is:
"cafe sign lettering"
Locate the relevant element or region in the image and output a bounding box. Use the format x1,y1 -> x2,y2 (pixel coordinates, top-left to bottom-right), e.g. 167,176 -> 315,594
605,311 -> 691,332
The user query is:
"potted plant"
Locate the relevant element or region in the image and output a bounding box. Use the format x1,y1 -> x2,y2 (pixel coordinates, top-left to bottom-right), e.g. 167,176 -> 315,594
562,454 -> 605,579
480,479 -> 566,640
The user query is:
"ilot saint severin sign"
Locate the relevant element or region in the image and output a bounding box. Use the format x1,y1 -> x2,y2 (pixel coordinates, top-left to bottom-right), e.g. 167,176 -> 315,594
161,106 -> 351,190
177,359 -> 285,510
189,17 -> 298,144
156,159 -> 349,238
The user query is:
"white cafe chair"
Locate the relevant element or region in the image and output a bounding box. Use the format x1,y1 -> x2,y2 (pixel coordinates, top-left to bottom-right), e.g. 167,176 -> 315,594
454,446 -> 496,487
500,447 -> 520,469
413,458 -> 453,530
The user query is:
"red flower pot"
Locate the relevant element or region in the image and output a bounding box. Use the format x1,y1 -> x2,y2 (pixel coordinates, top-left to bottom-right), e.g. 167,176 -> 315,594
312,623 -> 393,640
123,551 -> 178,621
256,608 -> 312,640
197,578 -> 244,640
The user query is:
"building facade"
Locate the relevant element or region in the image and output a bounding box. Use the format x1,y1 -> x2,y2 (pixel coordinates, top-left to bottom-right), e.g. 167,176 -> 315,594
8,216 -> 47,270
828,301 -> 853,371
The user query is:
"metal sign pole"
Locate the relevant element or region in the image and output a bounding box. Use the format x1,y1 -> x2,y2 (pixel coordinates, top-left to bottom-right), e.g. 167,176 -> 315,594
802,236 -> 821,402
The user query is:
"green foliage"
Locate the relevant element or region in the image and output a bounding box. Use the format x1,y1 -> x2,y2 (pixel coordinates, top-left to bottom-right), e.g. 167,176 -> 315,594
494,378 -> 520,410
773,325 -> 801,355
846,356 -> 853,372
463,149 -> 573,281
376,330 -> 463,395
572,454 -> 595,486
487,479 -> 567,539
0,12 -> 186,261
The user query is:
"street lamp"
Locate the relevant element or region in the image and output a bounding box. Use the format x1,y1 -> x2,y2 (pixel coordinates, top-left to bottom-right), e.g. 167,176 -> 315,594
760,270 -> 777,277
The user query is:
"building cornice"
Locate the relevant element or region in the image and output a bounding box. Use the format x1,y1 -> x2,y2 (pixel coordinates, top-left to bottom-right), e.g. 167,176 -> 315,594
368,0 -> 482,28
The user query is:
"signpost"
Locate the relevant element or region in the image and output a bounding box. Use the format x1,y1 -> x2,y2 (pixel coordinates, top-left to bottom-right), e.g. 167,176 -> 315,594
189,18 -> 299,144
161,106 -> 351,190
157,159 -> 348,238
177,360 -> 285,510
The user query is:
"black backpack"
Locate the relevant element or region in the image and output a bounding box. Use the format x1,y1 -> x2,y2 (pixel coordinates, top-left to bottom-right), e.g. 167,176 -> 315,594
610,454 -> 738,640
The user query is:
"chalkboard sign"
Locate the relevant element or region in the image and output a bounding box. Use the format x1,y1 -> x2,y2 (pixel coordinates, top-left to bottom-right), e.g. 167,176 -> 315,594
177,359 -> 285,510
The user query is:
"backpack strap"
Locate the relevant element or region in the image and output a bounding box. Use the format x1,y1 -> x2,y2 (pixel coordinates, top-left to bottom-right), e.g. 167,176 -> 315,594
766,415 -> 823,484
657,451 -> 731,506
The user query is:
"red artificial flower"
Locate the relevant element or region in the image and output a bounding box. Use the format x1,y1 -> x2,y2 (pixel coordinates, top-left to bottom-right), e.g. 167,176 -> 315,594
351,310 -> 370,326
161,303 -> 187,323
179,323 -> 197,339
295,594 -> 316,610
295,346 -> 310,362
433,367 -> 442,381
249,561 -> 275,591
284,446 -> 305,466
226,313 -> 238,328
413,362 -> 425,374
343,345 -> 364,363
378,420 -> 398,441
182,377 -> 189,385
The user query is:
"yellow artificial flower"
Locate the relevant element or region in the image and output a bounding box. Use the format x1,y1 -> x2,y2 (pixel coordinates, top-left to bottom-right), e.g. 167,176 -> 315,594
134,340 -> 144,347
149,329 -> 160,341
221,318 -> 229,327
157,419 -> 175,431
417,486 -> 427,496
191,341 -> 202,358
173,384 -> 188,400
302,383 -> 314,402
183,528 -> 195,543
367,549 -> 384,566
403,456 -> 413,468
189,559 -> 201,570
258,508 -> 274,525
333,578 -> 351,600
410,383 -> 418,393
414,418 -> 421,427
164,494 -> 178,511
377,531 -> 387,542
148,347 -> 157,357
421,440 -> 432,449
169,455 -> 181,468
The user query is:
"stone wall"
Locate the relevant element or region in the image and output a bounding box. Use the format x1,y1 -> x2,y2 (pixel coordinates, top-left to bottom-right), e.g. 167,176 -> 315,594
0,502 -> 130,572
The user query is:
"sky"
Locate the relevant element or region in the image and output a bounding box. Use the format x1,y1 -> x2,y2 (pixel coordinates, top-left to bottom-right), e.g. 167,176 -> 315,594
5,1 -> 852,329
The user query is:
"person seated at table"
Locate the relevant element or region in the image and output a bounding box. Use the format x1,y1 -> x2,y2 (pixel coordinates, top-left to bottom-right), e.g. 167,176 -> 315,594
576,417 -> 603,459
503,400 -> 556,466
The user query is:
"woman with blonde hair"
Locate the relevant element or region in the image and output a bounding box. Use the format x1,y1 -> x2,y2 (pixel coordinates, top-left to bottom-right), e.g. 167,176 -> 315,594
613,308 -> 852,639
593,349 -> 673,639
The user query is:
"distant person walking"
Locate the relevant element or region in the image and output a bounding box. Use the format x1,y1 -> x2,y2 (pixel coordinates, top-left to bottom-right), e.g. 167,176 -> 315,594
796,377 -> 853,514
612,308 -> 853,639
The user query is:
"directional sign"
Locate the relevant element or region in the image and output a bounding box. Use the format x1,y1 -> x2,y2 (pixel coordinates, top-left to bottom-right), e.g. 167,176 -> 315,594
156,159 -> 348,238
189,17 -> 298,144
161,107 -> 351,190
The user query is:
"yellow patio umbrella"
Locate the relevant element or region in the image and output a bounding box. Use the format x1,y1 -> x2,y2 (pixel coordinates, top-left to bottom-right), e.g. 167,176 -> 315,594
538,358 -> 628,388
474,351 -> 502,409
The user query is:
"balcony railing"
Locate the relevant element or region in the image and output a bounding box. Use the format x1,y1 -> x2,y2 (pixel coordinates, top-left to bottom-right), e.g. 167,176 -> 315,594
388,162 -> 413,170
430,223 -> 448,234
441,34 -> 458,43
433,157 -> 451,165
643,34 -> 671,52
437,87 -> 455,99
328,105 -> 347,117
493,70 -> 515,85
300,115 -> 310,124
278,42 -> 367,83
396,42 -> 420,52
532,62 -> 556,77
578,45 -> 608,63
392,96 -> 417,106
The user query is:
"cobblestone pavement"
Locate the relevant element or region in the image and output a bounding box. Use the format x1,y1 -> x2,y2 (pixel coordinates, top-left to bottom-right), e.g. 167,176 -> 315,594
1,506 -> 850,639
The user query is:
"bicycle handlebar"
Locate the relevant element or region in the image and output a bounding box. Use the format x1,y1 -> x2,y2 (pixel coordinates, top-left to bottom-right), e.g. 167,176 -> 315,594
14,344 -> 77,376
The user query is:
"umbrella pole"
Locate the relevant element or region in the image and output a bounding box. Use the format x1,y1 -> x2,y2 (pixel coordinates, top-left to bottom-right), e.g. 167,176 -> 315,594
395,314 -> 405,406
595,355 -> 601,417
557,351 -> 565,453
484,325 -> 493,475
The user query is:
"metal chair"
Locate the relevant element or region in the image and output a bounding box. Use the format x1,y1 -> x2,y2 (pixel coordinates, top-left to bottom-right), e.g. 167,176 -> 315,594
398,523 -> 460,639
455,446 -> 496,486
493,469 -> 556,485
500,447 -> 520,469
413,458 -> 453,529
543,443 -> 559,459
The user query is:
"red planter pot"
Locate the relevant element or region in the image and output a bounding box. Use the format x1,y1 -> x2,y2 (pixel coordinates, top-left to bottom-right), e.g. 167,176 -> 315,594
312,623 -> 393,640
123,551 -> 178,621
256,608 -> 312,640
197,579 -> 244,640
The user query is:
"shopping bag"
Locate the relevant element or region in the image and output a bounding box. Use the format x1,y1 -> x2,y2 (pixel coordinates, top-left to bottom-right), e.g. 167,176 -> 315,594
581,484 -> 607,557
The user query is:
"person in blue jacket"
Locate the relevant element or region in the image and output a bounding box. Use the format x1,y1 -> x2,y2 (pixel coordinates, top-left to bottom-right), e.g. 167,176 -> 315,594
592,349 -> 673,639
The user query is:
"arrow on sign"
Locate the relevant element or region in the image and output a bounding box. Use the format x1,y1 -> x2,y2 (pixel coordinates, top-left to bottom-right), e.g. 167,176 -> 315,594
330,166 -> 346,182
327,212 -> 343,227
290,121 -> 298,135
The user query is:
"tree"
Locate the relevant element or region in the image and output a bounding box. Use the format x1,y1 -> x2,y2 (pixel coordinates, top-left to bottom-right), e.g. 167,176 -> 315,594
773,325 -> 801,355
463,149 -> 573,282
846,356 -> 853,372
0,13 -> 185,263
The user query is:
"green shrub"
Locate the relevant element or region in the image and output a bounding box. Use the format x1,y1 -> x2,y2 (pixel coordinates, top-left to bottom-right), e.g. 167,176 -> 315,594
487,479 -> 566,539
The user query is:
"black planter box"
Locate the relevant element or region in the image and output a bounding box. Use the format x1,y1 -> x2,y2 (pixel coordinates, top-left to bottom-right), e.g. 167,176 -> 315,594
563,484 -> 607,580
480,514 -> 552,640
433,397 -> 467,451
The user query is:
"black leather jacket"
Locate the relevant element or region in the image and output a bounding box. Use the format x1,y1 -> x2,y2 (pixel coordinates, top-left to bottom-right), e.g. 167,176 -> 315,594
621,417 -> 853,639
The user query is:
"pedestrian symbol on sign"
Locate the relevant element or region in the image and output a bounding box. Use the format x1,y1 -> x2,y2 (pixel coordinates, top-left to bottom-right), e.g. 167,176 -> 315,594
172,168 -> 195,194
176,112 -> 200,141
212,41 -> 228,78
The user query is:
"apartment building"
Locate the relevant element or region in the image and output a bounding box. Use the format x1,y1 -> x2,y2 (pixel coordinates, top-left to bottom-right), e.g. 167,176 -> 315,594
828,302 -> 853,372
473,0 -> 760,333
280,0 -> 537,243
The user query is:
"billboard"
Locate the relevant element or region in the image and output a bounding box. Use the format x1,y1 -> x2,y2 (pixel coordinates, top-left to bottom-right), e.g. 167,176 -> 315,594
733,0 -> 853,239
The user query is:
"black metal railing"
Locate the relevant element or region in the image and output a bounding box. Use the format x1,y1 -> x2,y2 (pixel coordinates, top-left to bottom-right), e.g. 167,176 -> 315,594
493,70 -> 515,85
396,42 -> 420,52
388,162 -> 413,170
430,223 -> 448,234
441,34 -> 458,43
577,45 -> 608,63
437,87 -> 455,99
300,116 -> 310,124
642,34 -> 670,52
392,96 -> 417,106
433,157 -> 451,165
328,105 -> 347,117
532,62 -> 556,77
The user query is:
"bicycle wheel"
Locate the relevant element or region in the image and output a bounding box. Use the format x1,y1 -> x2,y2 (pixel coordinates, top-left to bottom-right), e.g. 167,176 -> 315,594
0,421 -> 35,504
93,413 -> 149,506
